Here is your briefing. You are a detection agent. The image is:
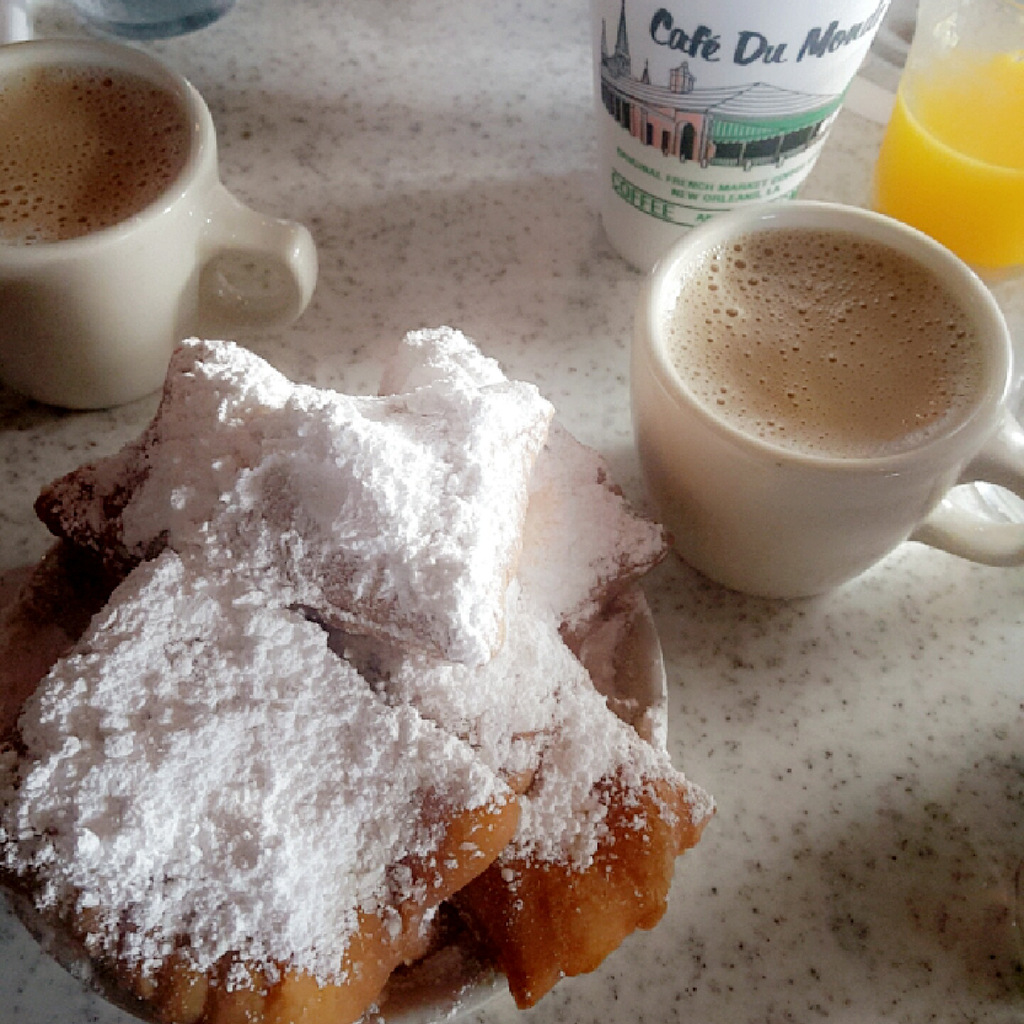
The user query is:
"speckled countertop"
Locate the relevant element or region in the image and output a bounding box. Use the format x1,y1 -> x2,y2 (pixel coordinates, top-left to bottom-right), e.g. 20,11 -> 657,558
1,2 -> 1022,1023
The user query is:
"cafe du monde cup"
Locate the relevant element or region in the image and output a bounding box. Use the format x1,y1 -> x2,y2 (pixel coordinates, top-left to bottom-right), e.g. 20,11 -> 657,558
0,39 -> 317,410
590,0 -> 890,271
631,201 -> 1024,598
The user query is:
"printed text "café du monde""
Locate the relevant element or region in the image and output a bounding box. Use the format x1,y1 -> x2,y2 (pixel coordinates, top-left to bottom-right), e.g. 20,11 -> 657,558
649,1 -> 888,66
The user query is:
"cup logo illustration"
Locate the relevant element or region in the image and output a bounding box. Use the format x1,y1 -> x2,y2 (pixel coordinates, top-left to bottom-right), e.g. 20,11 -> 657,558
599,6 -> 844,172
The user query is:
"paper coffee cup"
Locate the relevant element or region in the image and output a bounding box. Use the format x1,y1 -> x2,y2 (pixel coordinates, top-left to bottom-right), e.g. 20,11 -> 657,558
591,0 -> 891,269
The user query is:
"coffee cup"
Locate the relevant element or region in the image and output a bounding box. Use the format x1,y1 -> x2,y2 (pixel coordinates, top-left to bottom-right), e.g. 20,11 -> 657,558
631,200 -> 1024,598
0,39 -> 317,410
590,0 -> 891,271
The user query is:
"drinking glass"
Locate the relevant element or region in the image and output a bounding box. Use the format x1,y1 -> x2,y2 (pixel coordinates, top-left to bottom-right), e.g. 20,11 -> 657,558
871,0 -> 1024,273
70,0 -> 235,38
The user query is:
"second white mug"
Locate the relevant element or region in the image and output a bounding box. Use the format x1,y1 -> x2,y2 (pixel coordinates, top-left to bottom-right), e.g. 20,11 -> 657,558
0,39 -> 317,409
631,200 -> 1024,597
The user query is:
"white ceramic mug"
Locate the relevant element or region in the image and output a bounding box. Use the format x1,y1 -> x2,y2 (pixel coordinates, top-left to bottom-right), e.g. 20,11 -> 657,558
0,39 -> 317,409
631,200 -> 1024,597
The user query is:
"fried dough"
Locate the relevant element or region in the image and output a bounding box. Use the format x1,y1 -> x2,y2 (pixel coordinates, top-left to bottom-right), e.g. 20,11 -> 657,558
0,543 -> 113,743
3,328 -> 712,1023
36,338 -> 553,666
328,586 -> 713,1010
0,550 -> 519,1024
454,774 -> 710,1007
378,327 -> 670,643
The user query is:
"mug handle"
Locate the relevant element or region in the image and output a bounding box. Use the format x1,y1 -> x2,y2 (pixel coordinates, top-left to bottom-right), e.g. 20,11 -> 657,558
196,183 -> 318,334
910,409 -> 1024,565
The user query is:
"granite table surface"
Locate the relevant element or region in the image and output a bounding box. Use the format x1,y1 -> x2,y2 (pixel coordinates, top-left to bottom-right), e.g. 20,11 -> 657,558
1,1 -> 1022,1022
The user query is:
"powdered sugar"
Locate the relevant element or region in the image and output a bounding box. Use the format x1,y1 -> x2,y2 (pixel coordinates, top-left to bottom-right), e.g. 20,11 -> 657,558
379,326 -> 506,395
45,338 -> 554,666
1,550 -> 508,983
204,375 -> 552,664
6,328 -> 712,1009
115,340 -> 296,554
519,422 -> 668,637
336,586 -> 690,870
380,328 -> 668,640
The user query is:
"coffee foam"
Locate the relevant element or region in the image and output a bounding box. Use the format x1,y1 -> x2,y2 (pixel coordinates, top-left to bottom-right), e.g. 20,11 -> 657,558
0,65 -> 190,244
664,228 -> 985,459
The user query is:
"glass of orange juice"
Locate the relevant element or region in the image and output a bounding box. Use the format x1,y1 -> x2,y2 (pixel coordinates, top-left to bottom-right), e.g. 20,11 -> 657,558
872,0 -> 1024,274
874,0 -> 1024,578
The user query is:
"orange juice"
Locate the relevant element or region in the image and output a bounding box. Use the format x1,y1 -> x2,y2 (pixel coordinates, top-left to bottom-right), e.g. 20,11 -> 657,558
873,52 -> 1024,269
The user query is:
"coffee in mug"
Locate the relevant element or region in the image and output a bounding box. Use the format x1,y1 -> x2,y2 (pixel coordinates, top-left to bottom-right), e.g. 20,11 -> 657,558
0,65 -> 191,243
631,201 -> 1024,597
0,40 -> 318,411
665,228 -> 987,459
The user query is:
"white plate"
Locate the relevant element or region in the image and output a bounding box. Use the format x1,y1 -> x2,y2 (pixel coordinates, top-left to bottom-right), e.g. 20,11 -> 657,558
0,566 -> 667,1024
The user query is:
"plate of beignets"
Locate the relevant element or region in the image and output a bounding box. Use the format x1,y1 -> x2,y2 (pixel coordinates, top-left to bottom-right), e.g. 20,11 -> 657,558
0,329 -> 713,1024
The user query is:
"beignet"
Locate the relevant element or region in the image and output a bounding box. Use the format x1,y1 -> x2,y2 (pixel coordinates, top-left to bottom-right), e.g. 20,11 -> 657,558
1,549 -> 519,1024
